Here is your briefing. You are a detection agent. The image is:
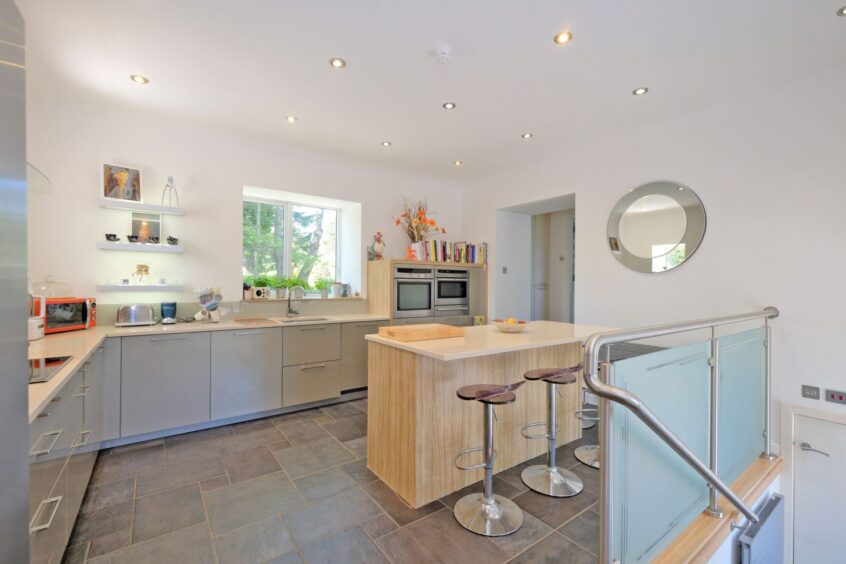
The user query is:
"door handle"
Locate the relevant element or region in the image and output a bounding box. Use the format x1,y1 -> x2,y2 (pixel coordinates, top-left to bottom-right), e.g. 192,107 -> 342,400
799,442 -> 830,457
29,496 -> 63,533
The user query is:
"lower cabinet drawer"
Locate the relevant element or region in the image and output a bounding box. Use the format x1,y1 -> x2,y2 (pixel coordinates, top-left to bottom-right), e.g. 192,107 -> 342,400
30,459 -> 68,564
283,361 -> 341,407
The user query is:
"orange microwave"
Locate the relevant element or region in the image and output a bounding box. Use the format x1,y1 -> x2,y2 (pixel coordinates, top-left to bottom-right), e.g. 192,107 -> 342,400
35,297 -> 97,334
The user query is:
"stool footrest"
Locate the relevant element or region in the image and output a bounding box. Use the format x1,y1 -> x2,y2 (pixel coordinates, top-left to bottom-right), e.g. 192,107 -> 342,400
520,421 -> 559,440
454,447 -> 496,471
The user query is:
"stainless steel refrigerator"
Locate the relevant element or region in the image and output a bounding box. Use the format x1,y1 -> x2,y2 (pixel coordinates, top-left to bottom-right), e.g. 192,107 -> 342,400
0,0 -> 30,561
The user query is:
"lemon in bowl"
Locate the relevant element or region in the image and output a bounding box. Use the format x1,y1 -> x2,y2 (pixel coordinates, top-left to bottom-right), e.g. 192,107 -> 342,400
494,318 -> 528,333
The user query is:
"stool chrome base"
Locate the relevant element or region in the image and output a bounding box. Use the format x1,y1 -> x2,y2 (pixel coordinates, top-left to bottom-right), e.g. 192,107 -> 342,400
574,444 -> 600,469
521,465 -> 584,497
453,493 -> 524,537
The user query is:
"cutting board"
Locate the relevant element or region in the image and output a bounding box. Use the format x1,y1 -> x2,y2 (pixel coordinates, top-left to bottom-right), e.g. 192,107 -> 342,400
378,323 -> 465,342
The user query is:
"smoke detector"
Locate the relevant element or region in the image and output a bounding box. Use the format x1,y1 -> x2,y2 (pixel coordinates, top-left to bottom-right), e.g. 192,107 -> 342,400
433,46 -> 452,64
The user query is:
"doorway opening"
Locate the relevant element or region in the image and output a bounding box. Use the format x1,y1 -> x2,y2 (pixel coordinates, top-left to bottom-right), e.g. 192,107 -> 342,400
494,194 -> 575,322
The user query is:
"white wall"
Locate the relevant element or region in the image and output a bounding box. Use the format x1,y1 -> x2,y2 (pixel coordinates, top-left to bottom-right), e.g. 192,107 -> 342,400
26,97 -> 464,304
463,65 -> 846,436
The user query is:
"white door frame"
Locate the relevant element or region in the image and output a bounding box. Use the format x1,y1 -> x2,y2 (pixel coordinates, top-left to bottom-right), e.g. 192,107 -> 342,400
780,402 -> 846,563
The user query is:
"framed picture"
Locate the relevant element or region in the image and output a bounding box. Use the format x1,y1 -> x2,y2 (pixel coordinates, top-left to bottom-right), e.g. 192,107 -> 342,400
131,212 -> 161,243
103,163 -> 141,201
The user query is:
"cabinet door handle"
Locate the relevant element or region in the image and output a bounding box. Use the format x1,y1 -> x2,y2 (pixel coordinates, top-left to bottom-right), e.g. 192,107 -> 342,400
799,442 -> 830,457
29,496 -> 63,533
73,385 -> 91,398
150,335 -> 188,341
234,330 -> 263,335
36,396 -> 62,418
30,430 -> 62,457
300,327 -> 326,332
71,430 -> 91,448
355,323 -> 380,328
301,363 -> 327,371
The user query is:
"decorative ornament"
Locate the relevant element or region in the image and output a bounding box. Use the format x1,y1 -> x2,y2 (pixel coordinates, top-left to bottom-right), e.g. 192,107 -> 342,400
130,264 -> 150,282
160,175 -> 180,207
368,231 -> 386,261
405,245 -> 417,260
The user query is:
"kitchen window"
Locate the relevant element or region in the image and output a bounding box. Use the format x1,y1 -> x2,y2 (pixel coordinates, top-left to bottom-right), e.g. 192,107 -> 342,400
242,198 -> 338,287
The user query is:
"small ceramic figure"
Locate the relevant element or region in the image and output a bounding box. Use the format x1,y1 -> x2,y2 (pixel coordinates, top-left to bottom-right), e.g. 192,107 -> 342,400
372,231 -> 385,260
161,176 -> 180,207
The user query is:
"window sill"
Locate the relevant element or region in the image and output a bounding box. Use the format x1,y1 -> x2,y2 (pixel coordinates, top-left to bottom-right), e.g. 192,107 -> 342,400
240,296 -> 364,303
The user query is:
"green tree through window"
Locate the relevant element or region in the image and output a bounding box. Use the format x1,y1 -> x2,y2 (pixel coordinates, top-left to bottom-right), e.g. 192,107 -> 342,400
243,200 -> 337,287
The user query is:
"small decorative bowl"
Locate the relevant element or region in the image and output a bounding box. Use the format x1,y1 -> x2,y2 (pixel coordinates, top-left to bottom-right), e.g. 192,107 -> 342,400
127,235 -> 139,243
167,236 -> 179,245
148,236 -> 160,244
494,319 -> 528,333
105,233 -> 119,242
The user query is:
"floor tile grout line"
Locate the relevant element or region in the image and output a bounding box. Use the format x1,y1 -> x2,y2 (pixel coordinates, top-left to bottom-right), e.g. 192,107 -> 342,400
557,527 -> 599,559
197,474 -> 221,564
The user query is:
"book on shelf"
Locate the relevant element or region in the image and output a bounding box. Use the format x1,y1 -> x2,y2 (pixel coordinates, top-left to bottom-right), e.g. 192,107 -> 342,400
407,240 -> 487,264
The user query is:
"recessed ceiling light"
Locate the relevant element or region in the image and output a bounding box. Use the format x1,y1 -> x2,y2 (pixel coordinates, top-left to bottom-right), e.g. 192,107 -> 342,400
838,6 -> 846,16
453,160 -> 463,166
553,31 -> 573,45
329,58 -> 346,69
285,115 -> 298,124
381,141 -> 392,147
129,74 -> 149,84
442,102 -> 456,110
632,87 -> 649,96
521,133 -> 533,139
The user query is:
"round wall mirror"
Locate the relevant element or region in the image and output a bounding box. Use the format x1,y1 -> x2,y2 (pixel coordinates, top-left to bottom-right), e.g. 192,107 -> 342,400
607,181 -> 706,273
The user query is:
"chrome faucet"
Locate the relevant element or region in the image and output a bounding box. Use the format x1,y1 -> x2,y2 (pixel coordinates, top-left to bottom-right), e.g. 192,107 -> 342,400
287,285 -> 306,317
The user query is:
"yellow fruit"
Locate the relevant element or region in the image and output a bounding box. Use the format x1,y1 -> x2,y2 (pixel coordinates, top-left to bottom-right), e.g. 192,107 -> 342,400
507,318 -> 516,324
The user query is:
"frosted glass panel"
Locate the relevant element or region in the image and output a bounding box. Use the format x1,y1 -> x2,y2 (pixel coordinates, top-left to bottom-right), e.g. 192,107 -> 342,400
611,341 -> 710,562
718,327 -> 766,483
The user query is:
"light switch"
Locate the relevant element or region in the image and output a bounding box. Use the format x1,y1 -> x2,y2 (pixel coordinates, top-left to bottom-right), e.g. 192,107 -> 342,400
501,266 -> 508,274
801,385 -> 820,400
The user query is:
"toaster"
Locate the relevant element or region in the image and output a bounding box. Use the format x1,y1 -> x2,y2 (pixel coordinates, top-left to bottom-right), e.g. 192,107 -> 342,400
115,304 -> 156,327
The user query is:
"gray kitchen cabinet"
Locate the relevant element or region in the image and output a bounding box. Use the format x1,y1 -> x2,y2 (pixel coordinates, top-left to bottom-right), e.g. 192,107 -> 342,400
211,327 -> 282,419
435,315 -> 474,327
120,332 -> 211,437
101,337 -> 122,441
29,369 -> 83,564
283,361 -> 341,407
282,323 -> 341,366
391,317 -> 435,326
341,320 -> 388,391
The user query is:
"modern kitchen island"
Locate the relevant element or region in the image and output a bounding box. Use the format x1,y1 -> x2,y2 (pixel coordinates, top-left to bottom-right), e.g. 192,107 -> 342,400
365,320 -> 608,508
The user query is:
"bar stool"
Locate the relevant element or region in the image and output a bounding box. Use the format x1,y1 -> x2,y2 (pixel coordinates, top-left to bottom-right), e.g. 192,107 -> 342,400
578,388 -> 597,430
453,382 -> 525,537
520,366 -> 584,497
574,402 -> 600,470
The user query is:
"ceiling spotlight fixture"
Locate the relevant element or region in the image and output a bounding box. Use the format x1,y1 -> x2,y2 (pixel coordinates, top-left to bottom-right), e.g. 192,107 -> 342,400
329,58 -> 347,69
285,115 -> 298,124
442,102 -> 456,110
632,87 -> 649,96
381,141 -> 392,147
521,132 -> 534,139
129,74 -> 149,84
553,30 -> 573,45
453,160 -> 463,166
838,5 -> 846,16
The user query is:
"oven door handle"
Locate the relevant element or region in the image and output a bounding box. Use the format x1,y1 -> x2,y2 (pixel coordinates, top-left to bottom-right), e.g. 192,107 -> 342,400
436,306 -> 470,311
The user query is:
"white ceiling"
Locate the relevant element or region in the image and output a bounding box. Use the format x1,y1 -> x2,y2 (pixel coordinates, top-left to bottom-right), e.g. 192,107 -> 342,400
19,0 -> 846,180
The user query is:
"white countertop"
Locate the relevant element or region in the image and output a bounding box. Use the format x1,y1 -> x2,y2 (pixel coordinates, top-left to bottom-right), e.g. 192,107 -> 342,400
27,313 -> 389,423
365,320 -> 612,362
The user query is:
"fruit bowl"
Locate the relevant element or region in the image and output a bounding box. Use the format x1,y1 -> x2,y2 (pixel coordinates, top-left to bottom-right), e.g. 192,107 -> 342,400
494,319 -> 528,333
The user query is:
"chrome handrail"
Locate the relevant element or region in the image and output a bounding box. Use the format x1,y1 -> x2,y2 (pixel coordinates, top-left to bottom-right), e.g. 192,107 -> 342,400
584,307 -> 779,562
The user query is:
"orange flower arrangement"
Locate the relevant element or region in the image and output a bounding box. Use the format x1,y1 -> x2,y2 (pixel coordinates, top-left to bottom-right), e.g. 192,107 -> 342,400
394,199 -> 446,243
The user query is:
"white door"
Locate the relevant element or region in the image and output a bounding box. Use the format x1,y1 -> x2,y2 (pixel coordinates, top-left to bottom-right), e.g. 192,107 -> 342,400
794,415 -> 846,563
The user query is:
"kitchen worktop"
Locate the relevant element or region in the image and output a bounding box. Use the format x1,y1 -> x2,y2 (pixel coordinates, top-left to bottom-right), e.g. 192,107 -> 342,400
365,320 -> 610,362
27,313 -> 389,423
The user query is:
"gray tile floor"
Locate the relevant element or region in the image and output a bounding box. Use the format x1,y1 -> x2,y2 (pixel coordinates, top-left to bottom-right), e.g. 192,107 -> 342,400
64,398 -> 600,563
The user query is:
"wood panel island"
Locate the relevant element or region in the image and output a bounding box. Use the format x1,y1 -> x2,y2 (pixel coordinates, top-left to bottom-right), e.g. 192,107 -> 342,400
365,320 -> 608,508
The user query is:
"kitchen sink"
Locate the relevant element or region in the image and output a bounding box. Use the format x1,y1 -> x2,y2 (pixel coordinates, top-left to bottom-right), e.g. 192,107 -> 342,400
272,316 -> 329,323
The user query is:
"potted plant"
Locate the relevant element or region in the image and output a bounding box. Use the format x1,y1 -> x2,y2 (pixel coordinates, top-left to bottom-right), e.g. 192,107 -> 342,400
314,278 -> 333,298
243,276 -> 254,301
268,275 -> 285,299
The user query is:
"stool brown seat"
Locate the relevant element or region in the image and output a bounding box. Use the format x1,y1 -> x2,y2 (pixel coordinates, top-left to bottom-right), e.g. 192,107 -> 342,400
520,365 -> 584,498
453,382 -> 524,537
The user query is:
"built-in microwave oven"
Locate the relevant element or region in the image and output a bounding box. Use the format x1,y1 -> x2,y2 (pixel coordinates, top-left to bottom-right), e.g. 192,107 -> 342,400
393,266 -> 434,319
434,268 -> 469,316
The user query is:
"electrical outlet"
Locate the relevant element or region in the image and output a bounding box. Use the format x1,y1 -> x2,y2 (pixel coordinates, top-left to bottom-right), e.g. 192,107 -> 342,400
802,385 -> 820,400
825,389 -> 846,405
501,266 -> 508,274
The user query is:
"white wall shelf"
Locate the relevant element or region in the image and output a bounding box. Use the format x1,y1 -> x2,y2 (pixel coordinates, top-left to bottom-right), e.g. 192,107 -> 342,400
98,198 -> 185,216
97,284 -> 185,292
97,241 -> 184,253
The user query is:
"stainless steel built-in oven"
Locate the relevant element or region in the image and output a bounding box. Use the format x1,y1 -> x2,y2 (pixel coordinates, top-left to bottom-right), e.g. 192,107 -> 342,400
393,266 -> 435,319
434,268 -> 469,317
